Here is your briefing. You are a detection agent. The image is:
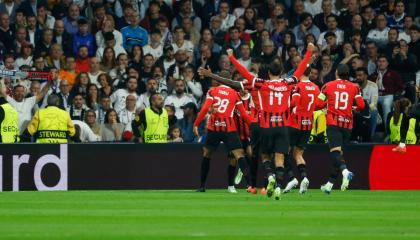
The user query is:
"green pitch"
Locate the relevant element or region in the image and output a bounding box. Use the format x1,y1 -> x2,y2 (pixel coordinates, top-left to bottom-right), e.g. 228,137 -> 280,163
0,190 -> 419,239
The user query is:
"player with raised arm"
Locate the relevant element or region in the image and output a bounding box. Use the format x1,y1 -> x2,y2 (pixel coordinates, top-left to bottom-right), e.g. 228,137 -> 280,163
193,76 -> 251,193
283,66 -> 321,194
316,64 -> 365,194
199,43 -> 314,200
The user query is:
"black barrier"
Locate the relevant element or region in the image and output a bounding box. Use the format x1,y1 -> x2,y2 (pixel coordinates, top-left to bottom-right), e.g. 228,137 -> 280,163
0,144 -> 372,191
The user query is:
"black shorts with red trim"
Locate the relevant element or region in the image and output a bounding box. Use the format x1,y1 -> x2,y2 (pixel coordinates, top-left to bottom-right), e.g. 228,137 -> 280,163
249,122 -> 261,150
326,125 -> 351,149
289,127 -> 311,150
260,127 -> 290,154
205,130 -> 242,152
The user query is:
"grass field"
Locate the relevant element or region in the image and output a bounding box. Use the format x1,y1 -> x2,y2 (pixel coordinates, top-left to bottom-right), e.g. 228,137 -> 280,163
0,190 -> 419,239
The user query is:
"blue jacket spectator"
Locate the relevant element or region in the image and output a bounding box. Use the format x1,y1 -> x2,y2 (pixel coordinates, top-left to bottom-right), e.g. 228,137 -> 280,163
387,1 -> 406,31
121,14 -> 148,51
62,3 -> 83,35
72,19 -> 96,57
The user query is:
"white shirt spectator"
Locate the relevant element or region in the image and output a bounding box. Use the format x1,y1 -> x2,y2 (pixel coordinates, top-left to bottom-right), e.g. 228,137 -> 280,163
118,108 -> 136,125
72,120 -> 100,142
110,89 -> 139,113
6,95 -> 36,133
15,56 -> 33,68
96,45 -> 127,60
220,14 -> 236,32
88,71 -> 104,88
143,43 -> 163,59
137,92 -> 152,110
172,40 -> 194,53
95,30 -> 123,48
164,93 -> 197,119
367,27 -> 390,46
317,29 -> 345,47
361,81 -> 379,110
238,58 -> 252,71
398,32 -> 411,43
304,0 -> 323,16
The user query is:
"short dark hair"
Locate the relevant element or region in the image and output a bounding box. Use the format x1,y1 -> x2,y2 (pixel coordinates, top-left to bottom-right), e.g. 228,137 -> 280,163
300,12 -> 312,21
229,26 -> 240,33
355,67 -> 368,75
149,92 -> 161,106
336,64 -> 350,80
268,62 -> 283,76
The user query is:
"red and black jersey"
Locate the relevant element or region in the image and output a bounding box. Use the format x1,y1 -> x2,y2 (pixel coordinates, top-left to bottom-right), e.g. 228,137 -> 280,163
241,76 -> 298,129
194,85 -> 251,132
234,93 -> 254,140
289,80 -> 321,131
319,79 -> 365,129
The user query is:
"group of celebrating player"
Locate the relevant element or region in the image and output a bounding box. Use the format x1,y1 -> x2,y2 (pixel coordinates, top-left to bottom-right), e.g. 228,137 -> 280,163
193,42 -> 366,200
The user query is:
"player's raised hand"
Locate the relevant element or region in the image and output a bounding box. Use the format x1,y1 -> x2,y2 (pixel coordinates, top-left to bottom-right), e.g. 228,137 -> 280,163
307,42 -> 315,52
198,67 -> 212,77
226,49 -> 234,57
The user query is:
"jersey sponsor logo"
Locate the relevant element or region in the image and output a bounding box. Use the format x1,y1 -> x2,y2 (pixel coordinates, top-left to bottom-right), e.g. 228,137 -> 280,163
270,115 -> 283,122
268,85 -> 288,92
301,119 -> 312,125
214,120 -> 227,127
338,116 -> 351,123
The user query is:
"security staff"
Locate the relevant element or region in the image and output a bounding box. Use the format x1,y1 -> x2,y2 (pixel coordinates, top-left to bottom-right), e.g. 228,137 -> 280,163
132,93 -> 169,143
26,95 -> 76,143
0,80 -> 19,143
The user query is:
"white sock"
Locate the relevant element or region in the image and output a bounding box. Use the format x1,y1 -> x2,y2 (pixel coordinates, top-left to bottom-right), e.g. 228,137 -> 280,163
326,182 -> 334,188
399,142 -> 406,148
342,168 -> 350,176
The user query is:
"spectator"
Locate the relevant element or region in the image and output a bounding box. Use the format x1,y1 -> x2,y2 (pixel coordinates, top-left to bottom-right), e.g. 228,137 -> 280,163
165,104 -> 178,129
0,0 -> 18,23
75,46 -> 91,73
314,0 -> 337,32
13,27 -> 28,55
209,15 -> 226,46
264,3 -> 285,33
172,26 -> 194,54
96,32 -> 126,60
110,76 -> 139,113
164,79 -> 197,120
97,96 -> 111,124
85,84 -> 100,111
156,17 -> 172,46
177,102 -> 203,143
344,14 -> 368,42
304,0 -> 323,17
271,15 -> 287,49
142,29 -> 163,60
100,109 -> 124,141
7,82 -> 50,134
140,1 -> 169,32
355,67 -> 379,139
218,1 -> 236,32
36,4 -> 55,30
182,65 -> 203,102
367,14 -> 390,48
369,55 -> 405,127
121,12 -> 148,51
100,47 -> 116,72
292,12 -> 321,48
222,26 -> 243,57
366,41 -> 379,75
289,0 -> 306,28
137,78 -> 159,110
182,17 -> 201,46
118,94 -> 137,125
59,56 -> 77,87
45,43 -> 65,69
0,13 -> 14,54
237,43 -> 252,71
95,16 -> 123,49
318,15 -> 344,48
109,53 -> 129,87
73,18 -> 96,57
88,57 -> 104,87
390,40 -> 419,103
19,0 -> 47,17
139,54 -> 155,83
398,16 -> 414,43
72,120 -> 100,142
319,53 -> 337,84
62,3 -> 83,35
85,109 -> 101,137
243,7 -> 257,32
71,72 -> 91,99
32,55 -> 49,71
98,73 -> 114,98
172,0 -> 202,32
338,0 -> 359,30
233,0 -> 252,18
387,0 -> 406,31
384,27 -> 400,58
128,44 -> 143,72
195,28 -> 222,60
167,49 -> 193,87
169,126 -> 184,143
53,19 -> 73,56
26,15 -> 41,47
408,26 -> 420,64
69,94 -> 89,121
16,43 -> 33,68
151,65 -> 168,98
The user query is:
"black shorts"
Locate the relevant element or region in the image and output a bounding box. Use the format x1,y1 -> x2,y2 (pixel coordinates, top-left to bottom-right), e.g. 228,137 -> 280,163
326,126 -> 351,149
260,127 -> 290,154
205,130 -> 242,152
289,127 -> 311,150
250,122 -> 261,150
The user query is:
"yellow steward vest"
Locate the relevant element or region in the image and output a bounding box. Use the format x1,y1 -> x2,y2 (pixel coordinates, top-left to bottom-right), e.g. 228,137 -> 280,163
144,107 -> 169,143
36,106 -> 70,143
0,103 -> 20,143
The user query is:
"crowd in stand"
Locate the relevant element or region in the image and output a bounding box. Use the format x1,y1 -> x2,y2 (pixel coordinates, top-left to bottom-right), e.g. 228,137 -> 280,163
0,0 -> 419,143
